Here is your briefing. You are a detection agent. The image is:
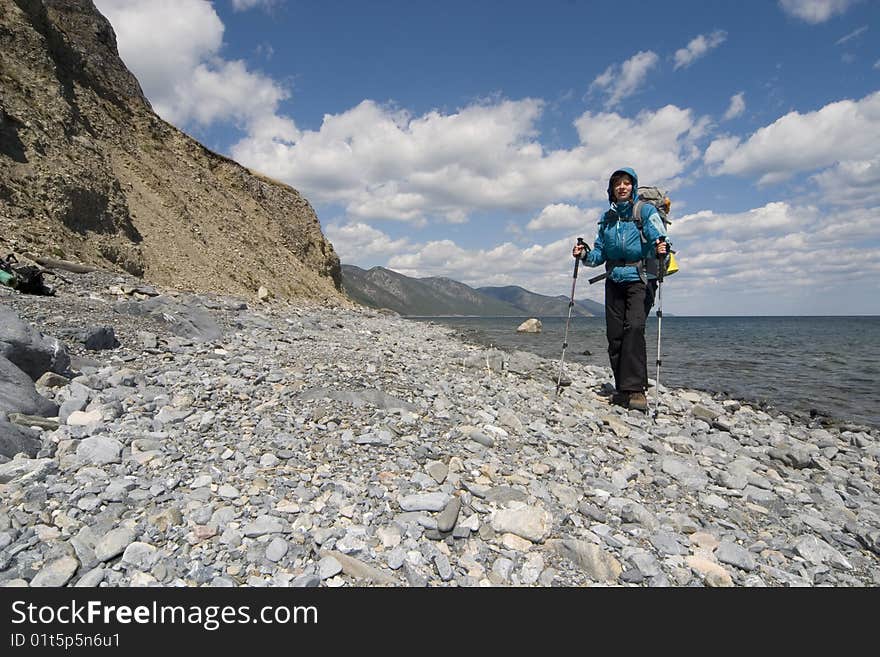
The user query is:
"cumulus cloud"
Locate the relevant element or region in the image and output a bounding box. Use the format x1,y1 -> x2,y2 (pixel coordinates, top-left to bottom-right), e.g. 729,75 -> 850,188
231,0 -> 280,11
673,31 -> 727,70
527,204 -> 598,231
324,222 -> 416,265
386,235 -> 591,299
812,158 -> 880,205
641,199 -> 880,313
722,93 -> 746,121
343,197 -> 880,314
704,90 -> 880,184
232,99 -> 709,228
589,51 -> 660,108
94,0 -> 297,139
321,196 -> 880,314
778,0 -> 859,24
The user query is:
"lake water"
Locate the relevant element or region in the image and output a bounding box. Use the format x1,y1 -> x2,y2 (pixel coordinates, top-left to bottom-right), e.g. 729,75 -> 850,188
407,315 -> 880,429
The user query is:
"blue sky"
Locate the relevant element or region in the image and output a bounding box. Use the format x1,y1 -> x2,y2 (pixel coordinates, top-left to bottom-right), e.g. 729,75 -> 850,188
93,0 -> 880,315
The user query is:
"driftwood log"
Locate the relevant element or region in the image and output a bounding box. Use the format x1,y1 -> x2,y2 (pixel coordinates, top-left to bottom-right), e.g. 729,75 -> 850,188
29,256 -> 98,274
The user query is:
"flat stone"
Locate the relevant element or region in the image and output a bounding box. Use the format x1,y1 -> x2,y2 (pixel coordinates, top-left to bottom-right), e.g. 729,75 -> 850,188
76,436 -> 123,465
355,431 -> 392,446
399,492 -> 451,512
121,542 -> 158,570
0,458 -> 56,484
689,532 -> 720,551
243,515 -> 284,537
502,533 -> 534,551
716,541 -> 757,571
319,549 -> 397,586
467,429 -> 494,447
436,497 -> 461,533
218,484 -> 240,499
661,456 -> 708,489
265,537 -> 289,562
94,527 -> 136,562
794,535 -> 852,570
30,555 -> 80,587
691,405 -> 719,423
485,485 -> 528,505
491,505 -> 552,543
319,555 -> 343,579
650,531 -> 688,556
426,461 -> 448,484
743,485 -> 777,504
603,415 -> 630,438
74,567 -> 106,587
629,552 -> 662,577
549,482 -> 580,507
545,539 -> 622,582
686,556 -> 733,587
67,409 -> 103,427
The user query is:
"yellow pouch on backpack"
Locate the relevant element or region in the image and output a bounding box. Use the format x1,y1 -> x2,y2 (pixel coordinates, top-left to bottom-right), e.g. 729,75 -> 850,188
665,251 -> 679,276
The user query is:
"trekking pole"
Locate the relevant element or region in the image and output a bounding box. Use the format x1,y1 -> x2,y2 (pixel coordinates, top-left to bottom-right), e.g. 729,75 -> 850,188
653,238 -> 666,418
556,238 -> 586,396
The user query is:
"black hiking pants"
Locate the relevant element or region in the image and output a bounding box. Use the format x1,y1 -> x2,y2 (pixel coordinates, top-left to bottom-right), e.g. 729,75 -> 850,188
605,279 -> 648,392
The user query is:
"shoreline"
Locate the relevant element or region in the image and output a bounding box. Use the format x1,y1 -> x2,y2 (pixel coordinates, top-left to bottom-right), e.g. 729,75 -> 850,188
407,315 -> 880,433
1,271 -> 878,587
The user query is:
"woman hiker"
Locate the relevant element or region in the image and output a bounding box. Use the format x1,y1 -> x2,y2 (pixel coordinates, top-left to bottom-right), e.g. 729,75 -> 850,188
572,167 -> 668,412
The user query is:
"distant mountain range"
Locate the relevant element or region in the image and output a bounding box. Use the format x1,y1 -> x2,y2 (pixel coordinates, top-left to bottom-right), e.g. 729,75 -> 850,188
341,265 -> 605,317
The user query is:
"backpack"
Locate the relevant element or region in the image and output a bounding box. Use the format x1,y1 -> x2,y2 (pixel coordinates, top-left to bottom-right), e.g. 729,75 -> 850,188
0,254 -> 55,295
603,186 -> 678,280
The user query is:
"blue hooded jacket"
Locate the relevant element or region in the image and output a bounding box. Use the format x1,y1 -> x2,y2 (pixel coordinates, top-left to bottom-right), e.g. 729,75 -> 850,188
583,166 -> 667,284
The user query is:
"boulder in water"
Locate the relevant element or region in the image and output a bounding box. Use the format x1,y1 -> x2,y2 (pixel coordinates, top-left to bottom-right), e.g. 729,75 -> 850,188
516,318 -> 542,334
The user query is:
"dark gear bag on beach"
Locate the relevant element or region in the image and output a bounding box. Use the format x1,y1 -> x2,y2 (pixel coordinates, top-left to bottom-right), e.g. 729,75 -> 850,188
0,254 -> 55,295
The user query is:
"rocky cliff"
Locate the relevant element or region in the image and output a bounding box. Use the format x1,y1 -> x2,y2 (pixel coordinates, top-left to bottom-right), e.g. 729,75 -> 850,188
0,0 -> 345,303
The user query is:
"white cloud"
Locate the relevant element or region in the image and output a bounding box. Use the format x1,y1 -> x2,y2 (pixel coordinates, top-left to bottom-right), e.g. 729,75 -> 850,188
231,0 -> 279,11
643,200 -> 880,313
722,93 -> 746,121
778,0 -> 859,24
527,204 -> 597,231
589,51 -> 659,108
324,222 -> 415,265
812,158 -> 880,205
671,202 -> 814,240
328,197 -> 880,314
233,99 -> 709,228
836,25 -> 868,45
386,235 -> 591,299
94,0 -> 297,139
673,31 -> 727,70
572,105 -> 709,190
704,90 -> 880,184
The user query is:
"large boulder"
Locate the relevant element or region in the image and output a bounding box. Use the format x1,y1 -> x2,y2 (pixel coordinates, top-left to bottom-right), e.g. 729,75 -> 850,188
0,305 -> 71,380
0,355 -> 59,418
114,296 -> 223,342
516,318 -> 542,334
0,417 -> 41,459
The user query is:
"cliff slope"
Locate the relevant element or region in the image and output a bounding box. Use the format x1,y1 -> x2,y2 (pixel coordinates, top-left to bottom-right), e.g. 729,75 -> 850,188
0,0 -> 344,303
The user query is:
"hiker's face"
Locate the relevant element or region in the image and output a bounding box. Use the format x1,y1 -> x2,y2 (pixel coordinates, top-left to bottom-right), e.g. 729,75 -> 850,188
613,176 -> 633,202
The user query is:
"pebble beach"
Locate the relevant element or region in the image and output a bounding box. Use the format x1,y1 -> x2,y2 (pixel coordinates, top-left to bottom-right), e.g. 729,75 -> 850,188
1,270 -> 878,588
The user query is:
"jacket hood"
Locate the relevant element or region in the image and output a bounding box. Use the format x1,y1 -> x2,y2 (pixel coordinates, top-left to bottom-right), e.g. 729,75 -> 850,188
607,167 -> 638,204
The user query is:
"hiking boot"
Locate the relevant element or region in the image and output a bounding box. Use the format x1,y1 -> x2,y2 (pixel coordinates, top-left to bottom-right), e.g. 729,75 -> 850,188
627,391 -> 648,412
611,391 -> 629,407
